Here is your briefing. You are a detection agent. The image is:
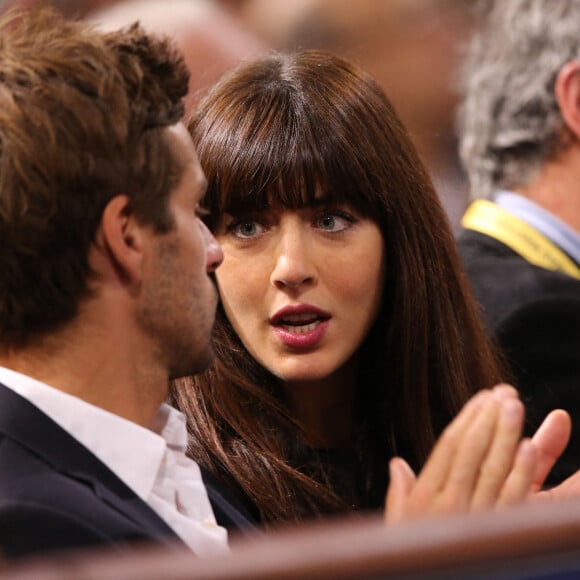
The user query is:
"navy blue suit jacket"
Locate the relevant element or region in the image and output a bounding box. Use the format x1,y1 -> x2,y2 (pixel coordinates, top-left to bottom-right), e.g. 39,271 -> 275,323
457,229 -> 580,485
0,383 -> 256,560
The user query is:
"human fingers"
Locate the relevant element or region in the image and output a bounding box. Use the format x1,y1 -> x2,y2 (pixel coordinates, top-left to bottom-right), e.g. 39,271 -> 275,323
470,397 -> 525,511
385,457 -> 416,524
530,409 -> 572,493
384,396 -> 483,524
413,390 -> 490,503
497,439 -> 537,506
490,384 -> 519,400
533,469 -> 580,503
434,393 -> 502,513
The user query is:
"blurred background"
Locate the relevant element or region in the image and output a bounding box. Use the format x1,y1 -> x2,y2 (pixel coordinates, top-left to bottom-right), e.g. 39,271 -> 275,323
0,0 -> 480,229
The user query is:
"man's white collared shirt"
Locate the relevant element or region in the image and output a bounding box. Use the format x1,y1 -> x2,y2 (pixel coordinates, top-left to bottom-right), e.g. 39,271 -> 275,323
0,366 -> 228,556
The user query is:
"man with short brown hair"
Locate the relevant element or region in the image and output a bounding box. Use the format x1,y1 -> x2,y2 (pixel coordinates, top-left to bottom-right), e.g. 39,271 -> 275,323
0,7 -> 252,561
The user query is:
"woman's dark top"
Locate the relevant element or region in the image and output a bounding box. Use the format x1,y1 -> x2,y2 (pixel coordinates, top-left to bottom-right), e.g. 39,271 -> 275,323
214,447 -> 389,526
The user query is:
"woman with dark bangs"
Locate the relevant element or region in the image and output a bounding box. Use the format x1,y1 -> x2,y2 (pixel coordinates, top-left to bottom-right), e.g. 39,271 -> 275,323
170,50 -> 571,526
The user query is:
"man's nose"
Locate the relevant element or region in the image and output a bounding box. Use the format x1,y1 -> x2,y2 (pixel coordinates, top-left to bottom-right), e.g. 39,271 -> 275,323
200,220 -> 223,273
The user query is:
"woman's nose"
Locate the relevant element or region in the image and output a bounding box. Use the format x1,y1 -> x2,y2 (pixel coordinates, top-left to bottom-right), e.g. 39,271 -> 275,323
270,228 -> 315,290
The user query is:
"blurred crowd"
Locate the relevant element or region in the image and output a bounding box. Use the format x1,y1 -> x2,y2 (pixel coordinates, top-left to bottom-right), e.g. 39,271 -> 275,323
0,0 -> 479,228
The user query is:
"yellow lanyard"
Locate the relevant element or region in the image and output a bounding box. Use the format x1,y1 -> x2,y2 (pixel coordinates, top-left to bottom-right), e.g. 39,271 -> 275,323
461,200 -> 580,280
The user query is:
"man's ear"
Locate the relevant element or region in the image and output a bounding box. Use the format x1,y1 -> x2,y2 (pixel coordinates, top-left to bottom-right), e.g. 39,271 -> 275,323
97,195 -> 147,284
555,61 -> 580,139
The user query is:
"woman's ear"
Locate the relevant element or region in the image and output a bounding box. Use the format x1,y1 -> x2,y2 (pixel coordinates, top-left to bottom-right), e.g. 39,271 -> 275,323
555,60 -> 580,139
96,195 -> 147,285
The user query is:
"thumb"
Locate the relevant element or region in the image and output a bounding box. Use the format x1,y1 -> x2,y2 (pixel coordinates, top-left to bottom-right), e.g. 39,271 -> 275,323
531,409 -> 571,493
385,457 -> 416,524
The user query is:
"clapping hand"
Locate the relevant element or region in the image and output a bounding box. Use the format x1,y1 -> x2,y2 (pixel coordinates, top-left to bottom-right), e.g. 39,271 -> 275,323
385,385 -> 572,523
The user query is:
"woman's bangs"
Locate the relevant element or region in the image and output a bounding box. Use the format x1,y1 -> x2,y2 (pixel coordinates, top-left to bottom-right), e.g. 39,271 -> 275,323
199,70 -> 384,221
206,124 -> 320,214
210,132 -> 378,218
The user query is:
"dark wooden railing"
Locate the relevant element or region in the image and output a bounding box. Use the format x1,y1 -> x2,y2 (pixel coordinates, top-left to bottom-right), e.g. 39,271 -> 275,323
3,498 -> 580,579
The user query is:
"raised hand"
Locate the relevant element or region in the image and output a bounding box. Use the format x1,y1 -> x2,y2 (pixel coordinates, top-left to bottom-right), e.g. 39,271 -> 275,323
527,408 -> 580,503
385,385 -> 538,523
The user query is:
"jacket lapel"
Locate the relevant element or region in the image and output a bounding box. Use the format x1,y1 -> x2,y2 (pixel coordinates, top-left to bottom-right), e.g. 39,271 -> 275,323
0,383 -> 181,545
200,467 -> 259,533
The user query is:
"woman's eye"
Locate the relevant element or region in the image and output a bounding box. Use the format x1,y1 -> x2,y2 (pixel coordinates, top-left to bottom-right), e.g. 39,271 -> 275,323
239,222 -> 258,236
315,211 -> 355,232
228,219 -> 264,238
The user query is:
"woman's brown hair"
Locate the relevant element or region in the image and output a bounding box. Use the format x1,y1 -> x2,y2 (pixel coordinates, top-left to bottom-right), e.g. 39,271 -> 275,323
170,50 -> 504,525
